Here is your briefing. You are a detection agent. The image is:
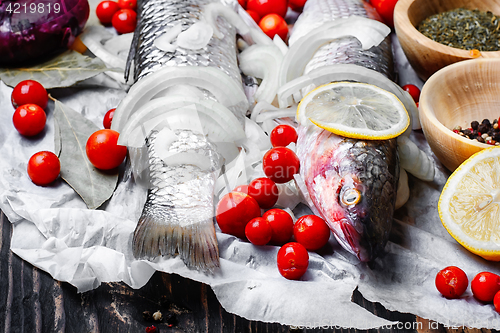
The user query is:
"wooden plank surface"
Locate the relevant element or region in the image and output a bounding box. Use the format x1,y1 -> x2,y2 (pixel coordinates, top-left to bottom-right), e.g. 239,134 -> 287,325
0,211 -> 496,333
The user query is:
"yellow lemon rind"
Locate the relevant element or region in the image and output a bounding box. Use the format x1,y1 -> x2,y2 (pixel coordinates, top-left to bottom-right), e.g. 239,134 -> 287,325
438,147 -> 500,261
296,81 -> 410,140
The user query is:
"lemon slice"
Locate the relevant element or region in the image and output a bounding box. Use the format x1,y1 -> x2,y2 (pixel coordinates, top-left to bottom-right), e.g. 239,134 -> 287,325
296,81 -> 410,140
439,147 -> 500,261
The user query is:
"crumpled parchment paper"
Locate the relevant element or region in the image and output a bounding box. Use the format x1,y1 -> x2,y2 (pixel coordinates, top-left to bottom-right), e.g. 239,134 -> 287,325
2,40 -> 500,331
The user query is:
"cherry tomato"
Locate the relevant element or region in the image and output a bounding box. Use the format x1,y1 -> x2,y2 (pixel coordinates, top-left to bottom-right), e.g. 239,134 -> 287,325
112,8 -> 137,34
103,108 -> 115,129
216,191 -> 261,239
270,124 -> 298,147
117,0 -> 137,11
262,147 -> 300,184
471,272 -> 500,302
277,242 -> 309,280
369,0 -> 398,28
234,184 -> 249,194
248,177 -> 279,209
259,13 -> 288,41
402,84 -> 421,103
247,0 -> 288,18
238,0 -> 247,8
246,9 -> 261,23
494,291 -> 500,314
27,151 -> 60,186
245,217 -> 273,246
12,104 -> 46,137
293,215 -> 331,251
86,129 -> 127,170
262,208 -> 293,244
288,0 -> 306,12
96,1 -> 120,25
435,266 -> 469,299
11,80 -> 48,110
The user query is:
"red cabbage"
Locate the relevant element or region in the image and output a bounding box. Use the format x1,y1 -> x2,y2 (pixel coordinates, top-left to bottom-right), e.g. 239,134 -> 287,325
0,0 -> 90,66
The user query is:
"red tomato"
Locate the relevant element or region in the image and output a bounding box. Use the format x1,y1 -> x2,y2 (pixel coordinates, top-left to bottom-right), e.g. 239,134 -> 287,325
248,177 -> 279,209
471,272 -> 500,302
262,208 -> 293,244
369,0 -> 398,28
238,0 -> 247,8
27,151 -> 60,186
12,104 -> 46,137
216,191 -> 262,239
112,8 -> 137,34
402,84 -> 421,103
96,1 -> 120,25
86,129 -> 127,170
245,217 -> 273,246
270,124 -> 298,147
494,291 -> 500,314
277,242 -> 309,280
262,147 -> 300,184
246,9 -> 261,23
117,0 -> 137,11
11,80 -> 48,110
103,108 -> 115,129
435,266 -> 469,299
259,13 -> 288,41
288,0 -> 306,12
293,215 -> 331,251
247,0 -> 288,18
234,184 -> 249,194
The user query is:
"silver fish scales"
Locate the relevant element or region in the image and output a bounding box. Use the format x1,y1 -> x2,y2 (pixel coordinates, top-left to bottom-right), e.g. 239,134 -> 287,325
129,0 -> 244,272
292,0 -> 399,262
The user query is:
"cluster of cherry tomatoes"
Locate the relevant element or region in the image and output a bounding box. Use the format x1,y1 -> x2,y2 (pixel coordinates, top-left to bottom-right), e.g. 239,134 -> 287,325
96,0 -> 137,34
239,0 -> 299,41
215,123 -> 331,280
10,80 -> 127,186
435,266 -> 500,313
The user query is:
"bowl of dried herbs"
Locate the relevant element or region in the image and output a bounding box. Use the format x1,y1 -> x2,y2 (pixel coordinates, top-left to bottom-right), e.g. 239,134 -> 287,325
394,0 -> 500,81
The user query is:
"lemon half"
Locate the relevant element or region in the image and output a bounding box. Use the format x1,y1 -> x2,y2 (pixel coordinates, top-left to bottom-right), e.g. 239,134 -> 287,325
439,147 -> 500,261
296,81 -> 410,140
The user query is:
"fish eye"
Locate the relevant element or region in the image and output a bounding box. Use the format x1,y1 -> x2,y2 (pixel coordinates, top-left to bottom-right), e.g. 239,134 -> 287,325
341,188 -> 361,206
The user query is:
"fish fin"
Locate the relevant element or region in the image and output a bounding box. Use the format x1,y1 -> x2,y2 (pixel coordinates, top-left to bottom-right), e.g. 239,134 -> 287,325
132,204 -> 220,273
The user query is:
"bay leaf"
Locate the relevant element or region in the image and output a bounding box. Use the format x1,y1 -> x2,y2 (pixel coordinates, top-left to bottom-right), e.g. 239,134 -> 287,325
0,51 -> 114,89
53,99 -> 119,209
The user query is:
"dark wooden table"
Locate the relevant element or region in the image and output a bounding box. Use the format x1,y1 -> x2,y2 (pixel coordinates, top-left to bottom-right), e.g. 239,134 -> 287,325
0,211 -> 494,333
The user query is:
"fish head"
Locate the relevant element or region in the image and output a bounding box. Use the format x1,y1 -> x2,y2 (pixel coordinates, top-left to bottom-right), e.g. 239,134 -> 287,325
311,139 -> 398,263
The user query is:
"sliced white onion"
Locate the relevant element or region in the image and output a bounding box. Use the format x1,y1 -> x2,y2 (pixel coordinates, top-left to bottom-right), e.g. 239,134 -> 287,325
275,182 -> 302,211
111,66 -> 248,133
203,2 -> 273,46
103,33 -> 134,56
239,44 -> 283,105
244,118 -> 271,151
276,64 -> 418,133
153,24 -> 183,53
278,17 -> 390,87
273,35 -> 289,56
79,26 -> 127,70
176,21 -> 214,50
397,136 -> 435,181
118,96 -> 245,148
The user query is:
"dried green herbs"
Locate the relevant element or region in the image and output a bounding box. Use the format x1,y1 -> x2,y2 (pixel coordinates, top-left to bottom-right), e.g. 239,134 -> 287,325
417,8 -> 500,52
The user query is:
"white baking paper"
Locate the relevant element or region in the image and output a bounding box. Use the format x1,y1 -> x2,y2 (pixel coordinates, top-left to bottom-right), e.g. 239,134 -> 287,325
2,41 -> 500,332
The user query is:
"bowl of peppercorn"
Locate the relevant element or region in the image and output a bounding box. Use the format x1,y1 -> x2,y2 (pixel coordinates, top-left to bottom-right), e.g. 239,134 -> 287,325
394,0 -> 500,81
419,58 -> 500,172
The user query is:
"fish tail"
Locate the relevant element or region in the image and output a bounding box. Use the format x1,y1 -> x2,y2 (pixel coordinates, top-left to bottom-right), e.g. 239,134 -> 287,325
132,203 -> 220,272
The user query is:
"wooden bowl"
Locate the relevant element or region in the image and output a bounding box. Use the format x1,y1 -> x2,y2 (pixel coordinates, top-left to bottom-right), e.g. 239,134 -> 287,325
419,58 -> 500,172
394,0 -> 500,81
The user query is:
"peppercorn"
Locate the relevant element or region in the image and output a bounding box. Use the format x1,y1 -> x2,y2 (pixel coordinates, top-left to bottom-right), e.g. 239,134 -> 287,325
471,121 -> 479,130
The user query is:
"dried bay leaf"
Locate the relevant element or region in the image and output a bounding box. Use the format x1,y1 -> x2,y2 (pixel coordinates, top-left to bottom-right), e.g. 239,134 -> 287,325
53,99 -> 118,209
0,51 -> 115,89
